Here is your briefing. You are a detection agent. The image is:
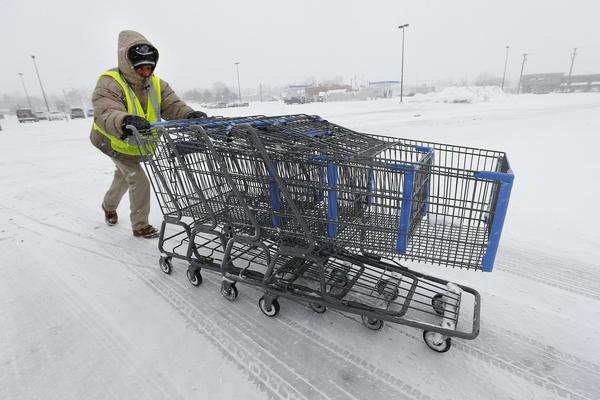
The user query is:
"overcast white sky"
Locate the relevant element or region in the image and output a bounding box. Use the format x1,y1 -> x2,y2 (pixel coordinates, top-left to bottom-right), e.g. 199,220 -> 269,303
1,0 -> 599,96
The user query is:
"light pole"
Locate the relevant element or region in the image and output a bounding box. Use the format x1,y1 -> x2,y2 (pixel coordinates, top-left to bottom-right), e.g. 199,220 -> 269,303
234,62 -> 242,102
31,55 -> 50,112
501,45 -> 510,91
517,53 -> 528,94
398,24 -> 409,103
566,48 -> 577,92
18,73 -> 33,109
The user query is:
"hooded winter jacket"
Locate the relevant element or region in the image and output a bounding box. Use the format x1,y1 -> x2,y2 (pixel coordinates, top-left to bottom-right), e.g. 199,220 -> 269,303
90,30 -> 193,162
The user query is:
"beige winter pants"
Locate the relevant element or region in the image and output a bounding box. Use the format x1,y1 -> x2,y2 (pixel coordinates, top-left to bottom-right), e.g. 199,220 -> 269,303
102,158 -> 151,230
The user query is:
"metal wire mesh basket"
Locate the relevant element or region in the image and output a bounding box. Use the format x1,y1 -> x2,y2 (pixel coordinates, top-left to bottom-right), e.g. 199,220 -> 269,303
138,114 -> 513,272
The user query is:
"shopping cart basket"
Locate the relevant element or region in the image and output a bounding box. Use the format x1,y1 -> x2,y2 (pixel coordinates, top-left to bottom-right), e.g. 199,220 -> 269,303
132,114 -> 514,353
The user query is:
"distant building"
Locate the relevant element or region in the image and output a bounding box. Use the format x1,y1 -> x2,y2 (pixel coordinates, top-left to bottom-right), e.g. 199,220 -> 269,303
559,74 -> 600,92
282,84 -> 352,103
306,84 -> 351,101
367,81 -> 400,98
521,73 -> 600,93
520,73 -> 564,94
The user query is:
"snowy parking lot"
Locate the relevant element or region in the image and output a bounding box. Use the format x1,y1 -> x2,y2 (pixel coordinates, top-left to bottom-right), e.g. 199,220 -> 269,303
1,92 -> 599,400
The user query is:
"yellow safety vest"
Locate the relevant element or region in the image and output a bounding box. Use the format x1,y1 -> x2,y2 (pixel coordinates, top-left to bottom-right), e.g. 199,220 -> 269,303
93,70 -> 162,155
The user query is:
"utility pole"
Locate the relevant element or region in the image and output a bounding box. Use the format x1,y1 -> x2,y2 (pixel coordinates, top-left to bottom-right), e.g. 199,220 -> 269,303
234,62 -> 242,102
31,55 -> 50,112
517,53 -> 528,94
259,83 -> 263,102
398,24 -> 409,103
18,73 -> 33,109
566,48 -> 577,92
501,45 -> 510,91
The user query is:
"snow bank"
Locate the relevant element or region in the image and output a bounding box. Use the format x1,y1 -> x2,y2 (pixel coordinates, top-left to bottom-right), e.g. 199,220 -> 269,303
410,86 -> 506,104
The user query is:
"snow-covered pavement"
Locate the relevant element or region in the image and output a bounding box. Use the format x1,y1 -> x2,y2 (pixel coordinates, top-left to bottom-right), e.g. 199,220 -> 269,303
1,93 -> 599,399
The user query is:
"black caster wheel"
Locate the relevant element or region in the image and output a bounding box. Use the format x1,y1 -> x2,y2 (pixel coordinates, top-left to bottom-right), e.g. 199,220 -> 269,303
309,303 -> 327,313
187,268 -> 202,286
258,296 -> 280,317
159,256 -> 172,275
330,269 -> 349,287
361,315 -> 384,331
423,331 -> 452,353
431,294 -> 445,316
222,225 -> 234,239
220,281 -> 238,301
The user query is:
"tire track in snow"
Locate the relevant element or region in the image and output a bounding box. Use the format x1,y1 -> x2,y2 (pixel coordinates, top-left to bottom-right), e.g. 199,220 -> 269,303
498,262 -> 600,301
497,250 -> 600,301
486,324 -> 600,378
41,270 -> 186,400
11,215 -> 600,399
127,271 -> 304,400
0,247 -> 183,400
377,317 -> 600,400
240,274 -> 600,400
130,264 -> 433,400
199,255 -> 600,400
279,308 -> 600,400
160,263 -> 599,400
11,217 -> 293,399
454,334 -> 599,400
9,214 -> 434,399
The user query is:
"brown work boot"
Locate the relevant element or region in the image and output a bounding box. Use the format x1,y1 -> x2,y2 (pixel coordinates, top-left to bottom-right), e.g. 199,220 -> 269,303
102,204 -> 118,226
133,225 -> 159,239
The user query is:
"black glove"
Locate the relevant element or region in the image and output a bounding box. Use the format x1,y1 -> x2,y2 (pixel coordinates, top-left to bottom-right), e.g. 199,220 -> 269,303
186,110 -> 208,119
120,115 -> 151,139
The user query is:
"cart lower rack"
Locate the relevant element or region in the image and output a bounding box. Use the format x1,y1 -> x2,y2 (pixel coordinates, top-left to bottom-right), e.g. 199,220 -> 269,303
133,114 -> 513,353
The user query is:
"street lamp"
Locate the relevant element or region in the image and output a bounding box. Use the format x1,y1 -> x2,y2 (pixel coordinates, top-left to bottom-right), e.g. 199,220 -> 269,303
501,45 -> 510,91
234,62 -> 242,102
398,24 -> 409,103
18,73 -> 33,109
566,48 -> 577,92
31,55 -> 50,112
517,53 -> 528,94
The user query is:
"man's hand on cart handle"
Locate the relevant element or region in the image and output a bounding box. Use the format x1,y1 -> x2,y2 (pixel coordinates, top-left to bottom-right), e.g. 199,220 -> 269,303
186,110 -> 208,119
120,115 -> 151,140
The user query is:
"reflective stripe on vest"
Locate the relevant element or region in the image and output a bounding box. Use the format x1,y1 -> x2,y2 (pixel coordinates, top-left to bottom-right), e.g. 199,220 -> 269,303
93,70 -> 162,156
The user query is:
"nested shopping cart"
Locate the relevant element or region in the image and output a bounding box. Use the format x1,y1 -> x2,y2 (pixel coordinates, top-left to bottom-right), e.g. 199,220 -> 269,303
132,114 -> 514,353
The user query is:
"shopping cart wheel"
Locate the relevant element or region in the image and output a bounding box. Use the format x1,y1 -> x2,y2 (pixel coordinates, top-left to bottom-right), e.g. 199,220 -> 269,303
259,296 -> 280,317
187,269 -> 202,287
423,331 -> 452,353
431,294 -> 445,316
220,282 -> 238,301
361,315 -> 384,331
330,269 -> 349,287
309,303 -> 327,313
159,256 -> 173,275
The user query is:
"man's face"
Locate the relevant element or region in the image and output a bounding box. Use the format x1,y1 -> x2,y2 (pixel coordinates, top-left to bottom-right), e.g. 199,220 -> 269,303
135,65 -> 153,78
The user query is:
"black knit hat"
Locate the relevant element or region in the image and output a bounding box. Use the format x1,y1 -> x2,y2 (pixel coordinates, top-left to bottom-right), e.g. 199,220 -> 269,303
127,44 -> 159,69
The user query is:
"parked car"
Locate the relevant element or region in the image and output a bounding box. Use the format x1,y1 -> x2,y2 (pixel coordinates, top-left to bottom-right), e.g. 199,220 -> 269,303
35,111 -> 49,121
70,107 -> 86,119
284,96 -> 306,104
48,111 -> 67,121
16,108 -> 39,123
87,108 -> 94,117
226,101 -> 250,108
204,102 -> 228,109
